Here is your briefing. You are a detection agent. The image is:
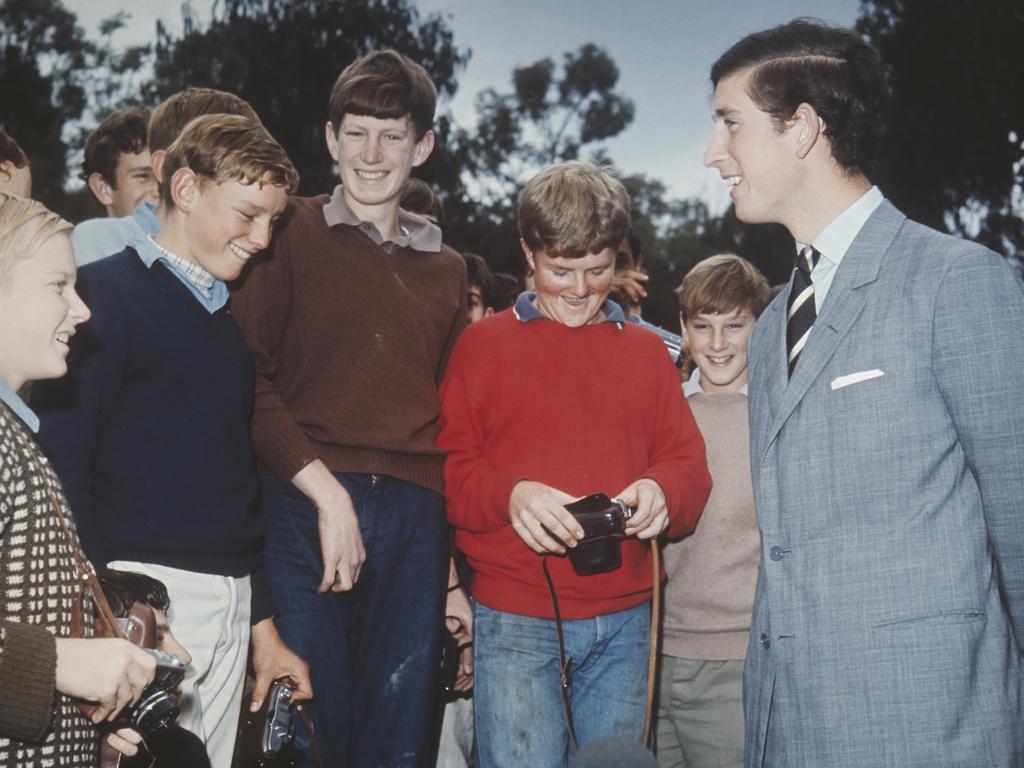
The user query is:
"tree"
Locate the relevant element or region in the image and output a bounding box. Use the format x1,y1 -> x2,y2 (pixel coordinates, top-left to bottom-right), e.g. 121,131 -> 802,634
858,0 -> 1024,264
446,44 -> 635,276
148,0 -> 470,196
0,0 -> 90,208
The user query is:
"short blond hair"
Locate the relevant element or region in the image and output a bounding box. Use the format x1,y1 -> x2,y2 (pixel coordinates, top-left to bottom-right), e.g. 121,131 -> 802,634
518,161 -> 631,260
676,253 -> 771,320
159,114 -> 300,209
0,192 -> 71,288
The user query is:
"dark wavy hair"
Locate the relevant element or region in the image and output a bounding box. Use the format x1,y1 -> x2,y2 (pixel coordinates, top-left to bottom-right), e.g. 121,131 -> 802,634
711,19 -> 888,177
97,568 -> 171,618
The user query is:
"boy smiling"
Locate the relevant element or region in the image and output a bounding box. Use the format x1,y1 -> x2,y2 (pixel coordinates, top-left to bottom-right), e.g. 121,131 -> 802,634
34,114 -> 310,767
230,50 -> 467,768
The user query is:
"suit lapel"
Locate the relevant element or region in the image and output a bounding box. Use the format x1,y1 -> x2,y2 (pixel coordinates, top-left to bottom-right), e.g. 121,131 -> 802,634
759,201 -> 906,461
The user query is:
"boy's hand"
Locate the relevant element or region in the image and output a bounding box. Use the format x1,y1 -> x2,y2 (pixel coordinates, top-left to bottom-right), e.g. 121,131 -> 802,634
54,637 -> 157,723
291,460 -> 366,592
106,728 -> 145,757
612,269 -> 649,303
617,478 -> 669,539
508,480 -> 582,554
250,618 -> 313,712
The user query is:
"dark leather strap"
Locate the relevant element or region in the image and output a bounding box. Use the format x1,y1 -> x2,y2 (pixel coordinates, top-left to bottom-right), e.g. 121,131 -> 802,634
543,542 -> 662,751
541,555 -> 578,749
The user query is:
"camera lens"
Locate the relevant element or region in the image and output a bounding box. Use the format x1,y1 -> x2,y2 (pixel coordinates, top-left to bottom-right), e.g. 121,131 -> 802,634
128,688 -> 180,735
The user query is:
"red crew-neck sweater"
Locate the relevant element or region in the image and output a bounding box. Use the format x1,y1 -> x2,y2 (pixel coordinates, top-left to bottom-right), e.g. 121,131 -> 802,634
230,195 -> 467,493
438,309 -> 711,619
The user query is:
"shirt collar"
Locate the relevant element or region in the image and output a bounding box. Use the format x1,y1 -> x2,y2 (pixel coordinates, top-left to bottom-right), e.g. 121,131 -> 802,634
683,367 -> 748,398
322,185 -> 442,253
512,291 -> 626,327
132,235 -> 229,312
797,185 -> 884,267
132,200 -> 161,237
0,375 -> 39,432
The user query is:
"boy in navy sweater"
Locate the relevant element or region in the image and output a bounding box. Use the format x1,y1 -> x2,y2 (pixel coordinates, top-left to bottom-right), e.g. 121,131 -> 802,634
33,114 -> 311,767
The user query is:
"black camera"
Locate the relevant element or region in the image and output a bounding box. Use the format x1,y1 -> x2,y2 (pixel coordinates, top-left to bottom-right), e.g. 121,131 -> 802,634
558,493 -> 633,576
124,647 -> 187,735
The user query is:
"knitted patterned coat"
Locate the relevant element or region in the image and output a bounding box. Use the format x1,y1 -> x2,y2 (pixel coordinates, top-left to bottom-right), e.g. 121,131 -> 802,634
0,401 -> 98,765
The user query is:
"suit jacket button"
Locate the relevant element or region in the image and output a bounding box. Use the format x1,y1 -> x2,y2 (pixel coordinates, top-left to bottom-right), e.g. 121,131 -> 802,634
760,633 -> 771,649
769,545 -> 785,561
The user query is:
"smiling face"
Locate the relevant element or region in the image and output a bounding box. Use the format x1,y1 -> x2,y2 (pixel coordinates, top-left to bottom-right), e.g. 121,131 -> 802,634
683,307 -> 756,394
162,173 -> 289,282
326,114 -> 433,226
0,233 -> 90,390
526,245 -> 616,328
703,68 -> 800,227
108,149 -> 158,217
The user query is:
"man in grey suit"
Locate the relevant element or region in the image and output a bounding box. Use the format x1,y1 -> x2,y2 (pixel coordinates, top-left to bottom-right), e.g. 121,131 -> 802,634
703,20 -> 1024,767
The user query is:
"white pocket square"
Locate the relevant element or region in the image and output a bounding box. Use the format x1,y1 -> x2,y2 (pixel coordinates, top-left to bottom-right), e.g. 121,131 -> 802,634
830,369 -> 885,390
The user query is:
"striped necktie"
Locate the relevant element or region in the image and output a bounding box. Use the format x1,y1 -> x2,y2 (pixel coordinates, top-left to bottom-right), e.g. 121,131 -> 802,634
786,245 -> 820,376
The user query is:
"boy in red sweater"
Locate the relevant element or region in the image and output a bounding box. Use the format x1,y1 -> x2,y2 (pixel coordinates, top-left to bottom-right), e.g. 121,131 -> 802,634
438,161 -> 711,766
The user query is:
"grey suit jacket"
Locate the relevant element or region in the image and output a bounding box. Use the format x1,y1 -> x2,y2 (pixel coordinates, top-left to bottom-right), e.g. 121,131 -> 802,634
744,201 -> 1024,767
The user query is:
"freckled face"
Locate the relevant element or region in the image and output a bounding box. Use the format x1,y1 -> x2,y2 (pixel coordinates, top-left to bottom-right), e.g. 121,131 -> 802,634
526,247 -> 616,328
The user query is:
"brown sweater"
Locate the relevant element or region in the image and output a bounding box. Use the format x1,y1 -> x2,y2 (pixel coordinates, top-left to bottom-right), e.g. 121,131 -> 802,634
661,392 -> 759,660
0,403 -> 98,765
230,192 -> 467,494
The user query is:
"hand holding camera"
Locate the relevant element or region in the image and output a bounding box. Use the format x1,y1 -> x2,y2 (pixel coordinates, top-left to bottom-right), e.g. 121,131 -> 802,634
508,480 -> 584,555
616,478 -> 669,540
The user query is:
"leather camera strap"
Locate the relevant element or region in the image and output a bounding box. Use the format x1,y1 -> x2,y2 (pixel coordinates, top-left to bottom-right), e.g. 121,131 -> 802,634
542,541 -> 661,751
541,555 -> 579,749
40,470 -> 123,639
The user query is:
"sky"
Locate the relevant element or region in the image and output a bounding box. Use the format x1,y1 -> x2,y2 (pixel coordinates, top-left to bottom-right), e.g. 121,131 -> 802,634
65,0 -> 860,211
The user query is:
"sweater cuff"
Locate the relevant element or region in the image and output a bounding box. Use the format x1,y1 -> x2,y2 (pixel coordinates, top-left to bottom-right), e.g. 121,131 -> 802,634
0,622 -> 57,742
250,564 -> 278,625
487,471 -> 524,526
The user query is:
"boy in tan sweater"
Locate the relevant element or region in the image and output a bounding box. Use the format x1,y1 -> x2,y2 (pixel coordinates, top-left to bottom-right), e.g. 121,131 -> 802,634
657,254 -> 770,768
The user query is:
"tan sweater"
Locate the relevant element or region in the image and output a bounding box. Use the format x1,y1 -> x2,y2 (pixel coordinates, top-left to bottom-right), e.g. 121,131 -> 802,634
661,392 -> 759,660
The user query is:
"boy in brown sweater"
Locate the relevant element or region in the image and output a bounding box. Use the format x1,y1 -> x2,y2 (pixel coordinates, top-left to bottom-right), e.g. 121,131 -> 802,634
657,254 -> 770,768
229,50 -> 467,768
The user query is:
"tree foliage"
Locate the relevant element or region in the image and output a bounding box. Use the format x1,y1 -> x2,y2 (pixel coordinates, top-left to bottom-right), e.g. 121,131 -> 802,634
858,0 -> 1024,260
147,0 -> 470,195
445,44 -> 636,277
0,0 -> 90,207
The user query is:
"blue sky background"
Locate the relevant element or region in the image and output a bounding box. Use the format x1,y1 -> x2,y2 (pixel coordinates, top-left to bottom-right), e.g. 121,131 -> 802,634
66,0 -> 860,210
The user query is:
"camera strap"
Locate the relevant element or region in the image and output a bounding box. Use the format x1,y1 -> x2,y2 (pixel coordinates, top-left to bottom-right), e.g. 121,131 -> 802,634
541,555 -> 579,748
541,542 -> 662,751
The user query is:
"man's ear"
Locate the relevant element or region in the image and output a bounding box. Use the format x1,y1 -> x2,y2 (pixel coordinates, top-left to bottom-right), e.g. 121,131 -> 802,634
87,172 -> 116,208
792,103 -> 824,160
325,121 -> 340,163
484,306 -> 495,318
411,130 -> 435,168
168,167 -> 201,213
150,149 -> 167,185
520,238 -> 536,272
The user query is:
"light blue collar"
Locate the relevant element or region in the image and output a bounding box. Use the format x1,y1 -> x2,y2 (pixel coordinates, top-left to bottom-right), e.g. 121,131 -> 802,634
0,375 -> 38,432
132,201 -> 161,237
131,235 -> 229,313
512,291 -> 626,327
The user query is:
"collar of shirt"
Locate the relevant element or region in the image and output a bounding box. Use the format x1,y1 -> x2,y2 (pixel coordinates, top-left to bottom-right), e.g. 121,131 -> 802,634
322,185 -> 442,253
0,375 -> 39,432
132,200 -> 161,238
512,291 -> 626,327
683,367 -> 748,398
796,185 -> 884,272
132,235 -> 229,313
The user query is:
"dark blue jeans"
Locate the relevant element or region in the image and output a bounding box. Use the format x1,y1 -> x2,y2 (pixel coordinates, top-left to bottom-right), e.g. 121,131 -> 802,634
259,473 -> 447,768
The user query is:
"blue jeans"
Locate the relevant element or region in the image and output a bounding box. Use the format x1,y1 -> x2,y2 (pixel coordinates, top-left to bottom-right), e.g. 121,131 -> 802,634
473,600 -> 650,768
260,473 -> 447,768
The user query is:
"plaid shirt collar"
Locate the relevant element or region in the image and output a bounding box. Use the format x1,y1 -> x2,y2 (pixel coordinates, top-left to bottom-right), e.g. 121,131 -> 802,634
146,237 -> 217,299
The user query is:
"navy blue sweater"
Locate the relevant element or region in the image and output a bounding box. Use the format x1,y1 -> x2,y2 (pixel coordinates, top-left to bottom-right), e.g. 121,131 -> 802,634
33,249 -> 265,598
